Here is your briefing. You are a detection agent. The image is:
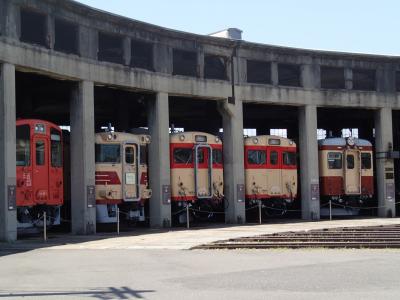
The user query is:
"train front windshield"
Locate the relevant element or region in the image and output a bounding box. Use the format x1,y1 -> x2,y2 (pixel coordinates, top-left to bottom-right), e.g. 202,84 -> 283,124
16,125 -> 30,166
95,144 -> 121,163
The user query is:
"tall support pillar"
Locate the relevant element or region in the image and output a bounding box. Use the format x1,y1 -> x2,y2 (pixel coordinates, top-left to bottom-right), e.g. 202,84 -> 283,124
0,63 -> 17,242
299,105 -> 320,220
375,107 -> 396,217
219,99 -> 246,224
70,81 -> 96,234
148,92 -> 171,227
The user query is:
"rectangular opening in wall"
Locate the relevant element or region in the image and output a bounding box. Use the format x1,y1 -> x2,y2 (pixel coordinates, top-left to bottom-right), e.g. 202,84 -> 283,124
98,32 -> 124,64
54,18 -> 78,55
173,49 -> 197,77
320,66 -> 345,89
396,71 -> 400,92
204,55 -> 227,80
278,63 -> 301,87
246,60 -> 271,84
20,8 -> 47,47
352,68 -> 376,91
131,40 -> 153,70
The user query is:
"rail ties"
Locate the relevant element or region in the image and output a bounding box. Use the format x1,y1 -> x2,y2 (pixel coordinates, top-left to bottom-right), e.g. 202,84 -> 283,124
192,225 -> 400,249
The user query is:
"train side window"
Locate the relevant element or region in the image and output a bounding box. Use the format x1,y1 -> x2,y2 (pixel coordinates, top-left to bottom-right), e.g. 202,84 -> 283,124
125,147 -> 135,164
212,149 -> 223,164
16,125 -> 30,166
361,153 -> 372,169
270,151 -> 278,165
327,152 -> 342,169
347,154 -> 355,169
247,150 -> 266,165
50,129 -> 62,167
173,148 -> 193,164
36,140 -> 45,166
95,144 -> 121,163
283,152 -> 296,166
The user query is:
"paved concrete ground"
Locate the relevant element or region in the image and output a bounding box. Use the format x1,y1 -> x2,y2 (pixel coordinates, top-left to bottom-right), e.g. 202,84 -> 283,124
1,219 -> 400,299
41,218 -> 400,250
0,248 -> 400,299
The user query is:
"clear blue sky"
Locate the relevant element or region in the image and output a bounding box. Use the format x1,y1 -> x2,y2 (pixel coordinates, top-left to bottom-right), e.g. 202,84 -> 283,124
76,0 -> 399,55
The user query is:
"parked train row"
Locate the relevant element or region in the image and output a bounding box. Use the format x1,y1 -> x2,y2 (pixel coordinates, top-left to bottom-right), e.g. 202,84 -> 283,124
15,119 -> 375,228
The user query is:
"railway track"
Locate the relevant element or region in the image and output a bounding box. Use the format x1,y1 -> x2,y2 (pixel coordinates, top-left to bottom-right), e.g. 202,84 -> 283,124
192,224 -> 400,249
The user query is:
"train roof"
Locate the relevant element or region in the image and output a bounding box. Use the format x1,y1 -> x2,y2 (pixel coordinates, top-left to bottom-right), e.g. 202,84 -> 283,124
170,131 -> 222,144
244,135 -> 296,147
95,131 -> 150,144
318,137 -> 372,147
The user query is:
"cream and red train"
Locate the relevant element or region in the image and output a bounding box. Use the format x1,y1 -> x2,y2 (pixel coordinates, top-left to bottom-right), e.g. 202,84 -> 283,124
94,131 -> 152,223
244,135 -> 298,214
170,132 -> 224,221
318,137 -> 374,214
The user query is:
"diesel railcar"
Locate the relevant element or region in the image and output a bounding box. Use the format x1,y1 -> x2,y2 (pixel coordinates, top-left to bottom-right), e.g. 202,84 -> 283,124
318,137 -> 374,215
95,131 -> 152,223
16,119 -> 64,228
244,135 -> 297,215
170,132 -> 224,222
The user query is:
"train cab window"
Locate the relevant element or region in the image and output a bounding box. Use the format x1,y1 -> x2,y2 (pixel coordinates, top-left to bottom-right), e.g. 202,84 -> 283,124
361,153 -> 372,169
16,125 -> 30,166
125,147 -> 135,164
35,140 -> 45,166
327,152 -> 342,169
270,151 -> 278,165
50,129 -> 62,167
173,148 -> 193,164
212,149 -> 223,164
95,144 -> 121,163
283,152 -> 296,166
347,154 -> 355,169
247,150 -> 266,165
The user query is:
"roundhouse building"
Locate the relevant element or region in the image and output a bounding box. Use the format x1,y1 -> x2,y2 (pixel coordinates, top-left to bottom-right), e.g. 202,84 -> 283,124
0,0 -> 398,241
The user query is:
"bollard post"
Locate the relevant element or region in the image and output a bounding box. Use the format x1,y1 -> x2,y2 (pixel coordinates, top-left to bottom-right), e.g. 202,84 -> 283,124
329,200 -> 332,221
117,206 -> 120,235
258,200 -> 262,224
186,202 -> 190,229
43,211 -> 47,242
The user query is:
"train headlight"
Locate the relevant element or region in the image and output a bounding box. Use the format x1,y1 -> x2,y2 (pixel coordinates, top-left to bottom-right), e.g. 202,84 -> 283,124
215,136 -> 220,143
179,134 -> 185,141
289,140 -> 294,145
253,138 -> 258,144
145,136 -> 151,143
107,134 -> 113,140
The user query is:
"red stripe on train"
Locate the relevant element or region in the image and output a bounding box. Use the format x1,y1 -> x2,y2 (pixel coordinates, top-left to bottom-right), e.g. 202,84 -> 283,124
95,171 -> 121,185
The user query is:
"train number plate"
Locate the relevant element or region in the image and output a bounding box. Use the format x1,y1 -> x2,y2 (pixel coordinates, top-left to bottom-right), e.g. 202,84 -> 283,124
87,185 -> 96,208
162,185 -> 171,204
7,185 -> 16,210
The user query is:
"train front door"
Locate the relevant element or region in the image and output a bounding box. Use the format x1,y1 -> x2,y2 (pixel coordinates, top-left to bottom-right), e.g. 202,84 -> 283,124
33,137 -> 49,204
344,150 -> 361,194
194,144 -> 213,198
123,143 -> 139,201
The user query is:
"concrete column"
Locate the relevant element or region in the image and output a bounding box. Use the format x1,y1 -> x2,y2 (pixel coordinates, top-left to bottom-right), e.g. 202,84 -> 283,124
79,27 -> 98,59
375,107 -> 396,217
123,37 -> 131,66
271,62 -> 279,86
153,43 -> 172,74
301,64 -> 319,89
198,51 -> 204,78
219,99 -> 246,224
345,68 -> 353,90
298,105 -> 320,220
0,63 -> 17,242
70,81 -> 96,234
147,92 -> 171,227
